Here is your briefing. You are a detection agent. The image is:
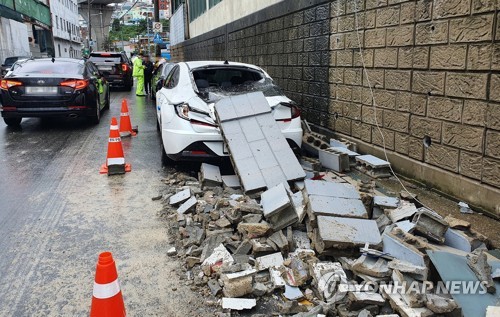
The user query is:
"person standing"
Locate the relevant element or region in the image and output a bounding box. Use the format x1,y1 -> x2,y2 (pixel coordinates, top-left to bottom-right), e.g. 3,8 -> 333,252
143,55 -> 154,96
132,53 -> 146,96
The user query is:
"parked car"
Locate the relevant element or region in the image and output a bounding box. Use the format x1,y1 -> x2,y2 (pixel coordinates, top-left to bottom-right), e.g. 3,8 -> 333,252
4,58 -> 30,77
1,56 -> 31,78
151,61 -> 175,100
88,52 -> 132,91
0,58 -> 110,126
155,61 -> 302,162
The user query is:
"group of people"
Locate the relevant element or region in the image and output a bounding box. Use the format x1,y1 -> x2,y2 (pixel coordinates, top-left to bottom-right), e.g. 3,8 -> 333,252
131,53 -> 155,97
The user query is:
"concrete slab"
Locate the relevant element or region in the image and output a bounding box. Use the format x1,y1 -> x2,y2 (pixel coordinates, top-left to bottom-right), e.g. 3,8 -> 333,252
222,175 -> 241,189
221,298 -> 257,310
387,202 -> 418,223
444,228 -> 473,252
261,183 -> 291,218
395,220 -> 416,233
177,196 -> 198,214
304,179 -> 360,199
412,209 -> 449,243
292,230 -> 311,250
255,252 -> 284,271
317,216 -> 381,249
169,188 -> 191,205
373,196 -> 400,209
290,191 -> 306,222
356,155 -> 391,167
330,146 -> 359,156
200,163 -> 222,187
309,195 -> 368,218
382,231 -> 427,267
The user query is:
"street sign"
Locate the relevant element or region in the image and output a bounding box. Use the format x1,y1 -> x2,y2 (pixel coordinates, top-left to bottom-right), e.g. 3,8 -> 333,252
153,33 -> 163,44
152,22 -> 163,32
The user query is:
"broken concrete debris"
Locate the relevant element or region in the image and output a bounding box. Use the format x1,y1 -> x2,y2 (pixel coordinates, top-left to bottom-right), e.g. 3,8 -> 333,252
158,129 -> 495,316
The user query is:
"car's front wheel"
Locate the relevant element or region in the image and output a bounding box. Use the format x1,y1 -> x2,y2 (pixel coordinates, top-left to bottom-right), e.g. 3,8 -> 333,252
88,98 -> 101,124
3,117 -> 21,127
161,143 -> 175,166
104,89 -> 110,110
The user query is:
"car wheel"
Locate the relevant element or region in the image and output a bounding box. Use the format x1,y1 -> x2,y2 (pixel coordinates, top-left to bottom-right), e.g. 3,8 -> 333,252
88,98 -> 101,124
104,89 -> 110,110
3,117 -> 21,126
156,118 -> 160,132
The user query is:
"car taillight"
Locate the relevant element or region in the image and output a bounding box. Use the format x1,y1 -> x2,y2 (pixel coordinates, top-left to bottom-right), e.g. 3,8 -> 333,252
0,79 -> 23,90
121,64 -> 129,72
290,105 -> 301,119
175,103 -> 190,120
60,79 -> 89,90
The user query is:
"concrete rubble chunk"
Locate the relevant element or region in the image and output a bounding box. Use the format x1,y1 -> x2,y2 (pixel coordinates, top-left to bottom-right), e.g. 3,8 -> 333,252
177,196 -> 198,214
355,155 -> 391,178
221,298 -> 256,310
207,279 -> 221,296
347,291 -> 385,310
352,255 -> 392,278
270,267 -> 286,287
268,230 -> 288,251
492,268 -> 500,280
200,163 -> 223,187
382,229 -> 428,267
292,230 -> 311,250
251,239 -> 275,253
311,262 -> 349,303
261,183 -> 291,218
201,243 -> 234,275
318,148 -> 350,172
425,294 -> 458,314
215,217 -> 232,228
387,259 -> 428,281
221,269 -> 256,298
444,228 -> 475,252
305,179 -> 360,199
241,213 -> 262,223
169,188 -> 191,205
387,202 -> 418,223
252,282 -> 268,296
284,257 -> 310,287
316,216 -> 381,251
466,249 -> 496,293
376,214 -> 392,233
237,222 -> 271,238
309,195 -> 368,219
235,239 -> 252,255
412,209 -> 449,243
443,215 -> 471,230
486,306 -> 500,317
373,196 -> 399,209
290,191 -> 306,222
395,220 -> 416,233
167,247 -> 177,256
284,284 -> 304,300
255,252 -> 284,271
330,146 -> 359,167
221,175 -> 241,189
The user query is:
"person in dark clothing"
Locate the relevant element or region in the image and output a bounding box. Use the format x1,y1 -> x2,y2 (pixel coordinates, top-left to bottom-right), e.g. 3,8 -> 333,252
143,55 -> 154,95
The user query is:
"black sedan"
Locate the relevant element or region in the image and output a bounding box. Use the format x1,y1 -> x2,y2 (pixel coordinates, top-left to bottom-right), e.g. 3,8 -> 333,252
0,58 -> 110,126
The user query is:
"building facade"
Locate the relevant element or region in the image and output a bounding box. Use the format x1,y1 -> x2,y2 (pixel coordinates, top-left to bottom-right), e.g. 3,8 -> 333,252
51,0 -> 81,58
171,0 -> 500,216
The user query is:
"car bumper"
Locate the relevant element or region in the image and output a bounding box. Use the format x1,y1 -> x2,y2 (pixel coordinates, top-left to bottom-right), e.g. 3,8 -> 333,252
1,106 -> 95,118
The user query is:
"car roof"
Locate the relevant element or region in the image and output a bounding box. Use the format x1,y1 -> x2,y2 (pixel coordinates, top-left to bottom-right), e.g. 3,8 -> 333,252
26,58 -> 84,64
90,51 -> 123,54
184,61 -> 264,71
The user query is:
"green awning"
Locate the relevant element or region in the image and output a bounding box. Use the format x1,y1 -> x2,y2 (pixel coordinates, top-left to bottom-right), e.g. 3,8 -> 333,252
0,4 -> 24,22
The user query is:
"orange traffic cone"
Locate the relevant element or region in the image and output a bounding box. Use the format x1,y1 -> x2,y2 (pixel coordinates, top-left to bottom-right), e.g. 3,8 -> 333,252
90,252 -> 126,317
119,99 -> 138,137
99,117 -> 132,175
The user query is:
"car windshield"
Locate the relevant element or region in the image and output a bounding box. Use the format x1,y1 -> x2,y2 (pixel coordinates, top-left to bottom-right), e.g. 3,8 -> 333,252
198,78 -> 284,102
4,57 -> 20,66
192,67 -> 264,89
12,60 -> 84,75
89,54 -> 122,63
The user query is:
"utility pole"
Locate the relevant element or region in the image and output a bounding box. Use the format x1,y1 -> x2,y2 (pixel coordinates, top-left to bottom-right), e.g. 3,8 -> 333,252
154,0 -> 160,58
87,0 -> 91,53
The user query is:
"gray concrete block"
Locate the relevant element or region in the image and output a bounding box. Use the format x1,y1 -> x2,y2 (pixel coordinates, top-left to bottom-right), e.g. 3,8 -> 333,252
382,231 -> 427,267
235,157 -> 267,192
232,94 -> 256,119
444,228 -> 473,252
387,202 -> 418,222
309,195 -> 368,219
249,92 -> 272,114
261,165 -> 288,189
412,209 -> 449,243
221,298 -> 256,310
317,216 -> 381,249
169,188 -> 191,205
261,183 -> 291,218
318,148 -> 350,172
215,97 -> 239,122
249,139 -> 279,170
274,148 -> 306,181
305,179 -> 360,199
373,196 -> 400,209
240,116 -> 265,142
223,132 -> 253,161
255,252 -> 284,271
222,175 -> 241,189
266,205 -> 299,231
200,163 -> 222,187
356,155 -> 391,167
177,196 -> 198,214
330,138 -> 348,148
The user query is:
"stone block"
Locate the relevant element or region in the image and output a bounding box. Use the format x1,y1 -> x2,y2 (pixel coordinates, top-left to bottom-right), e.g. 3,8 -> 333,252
330,34 -> 345,51
200,163 -> 222,187
318,148 -> 350,172
338,14 -> 355,32
344,68 -> 362,86
337,50 -> 353,66
237,222 -> 271,238
410,93 -> 427,115
363,69 -> 384,88
374,196 -> 400,209
459,151 -> 483,180
261,183 -> 291,218
462,100 -> 487,126
415,21 -> 448,45
430,45 -> 467,69
222,175 -> 241,189
468,44 -> 492,70
352,254 -> 391,277
382,230 -> 428,267
374,48 -> 398,68
415,0 -> 432,21
490,74 -> 500,102
376,6 -> 400,27
442,122 -> 484,153
412,71 -> 445,95
427,96 -> 462,122
399,46 -> 429,69
387,202 -> 418,222
409,137 -> 424,160
487,103 -> 500,129
425,144 -> 460,172
305,179 -> 361,199
410,116 -> 442,140
433,0 -> 470,18
374,89 -> 397,109
386,24 -> 414,47
486,130 -> 500,158
450,14 -> 494,43
221,298 -> 256,310
446,73 -> 488,99
412,209 -> 449,243
255,252 -> 284,271
383,110 -> 409,133
316,216 -> 382,250
366,0 -> 387,10
372,127 -> 395,151
385,70 -> 411,91
177,196 -> 198,214
365,28 -> 386,48
472,0 -> 496,13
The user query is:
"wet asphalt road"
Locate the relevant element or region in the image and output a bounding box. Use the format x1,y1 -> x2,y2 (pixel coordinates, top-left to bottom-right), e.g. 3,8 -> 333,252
0,90 -> 201,316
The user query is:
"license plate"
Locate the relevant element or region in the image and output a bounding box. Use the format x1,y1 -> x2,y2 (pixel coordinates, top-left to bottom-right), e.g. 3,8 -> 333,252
99,66 -> 112,71
26,86 -> 58,94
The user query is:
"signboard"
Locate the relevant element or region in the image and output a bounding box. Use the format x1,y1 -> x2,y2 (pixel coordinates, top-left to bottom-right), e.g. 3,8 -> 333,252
152,22 -> 163,33
153,33 -> 163,44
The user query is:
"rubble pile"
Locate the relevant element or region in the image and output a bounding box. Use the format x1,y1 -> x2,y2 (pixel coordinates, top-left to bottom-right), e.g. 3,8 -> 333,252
158,146 -> 499,316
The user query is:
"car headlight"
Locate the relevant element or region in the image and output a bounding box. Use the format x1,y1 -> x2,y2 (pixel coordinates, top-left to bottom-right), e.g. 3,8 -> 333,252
175,103 -> 190,120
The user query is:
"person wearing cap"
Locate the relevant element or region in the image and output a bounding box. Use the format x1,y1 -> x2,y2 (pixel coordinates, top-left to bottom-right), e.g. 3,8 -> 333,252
132,53 -> 146,96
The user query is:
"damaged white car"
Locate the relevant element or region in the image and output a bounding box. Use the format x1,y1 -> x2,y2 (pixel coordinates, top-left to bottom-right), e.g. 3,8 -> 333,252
155,61 -> 303,162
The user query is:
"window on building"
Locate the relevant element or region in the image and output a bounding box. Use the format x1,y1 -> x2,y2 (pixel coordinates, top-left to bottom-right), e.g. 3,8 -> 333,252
58,44 -> 61,57
56,15 -> 59,29
188,0 -> 207,22
209,0 -> 222,8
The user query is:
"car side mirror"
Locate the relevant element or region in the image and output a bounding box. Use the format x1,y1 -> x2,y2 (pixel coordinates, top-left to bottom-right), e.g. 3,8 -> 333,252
1,64 -> 4,67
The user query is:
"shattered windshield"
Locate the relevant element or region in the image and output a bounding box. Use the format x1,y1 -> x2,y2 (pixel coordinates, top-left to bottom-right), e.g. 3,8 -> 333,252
197,78 -> 284,102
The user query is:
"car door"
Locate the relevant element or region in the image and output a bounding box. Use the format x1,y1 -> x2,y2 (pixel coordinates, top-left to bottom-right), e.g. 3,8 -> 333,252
156,65 -> 179,125
88,62 -> 106,107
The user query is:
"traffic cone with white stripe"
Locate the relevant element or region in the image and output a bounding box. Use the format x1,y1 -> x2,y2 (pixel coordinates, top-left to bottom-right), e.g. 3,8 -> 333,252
90,252 -> 126,317
99,117 -> 132,175
119,99 -> 137,137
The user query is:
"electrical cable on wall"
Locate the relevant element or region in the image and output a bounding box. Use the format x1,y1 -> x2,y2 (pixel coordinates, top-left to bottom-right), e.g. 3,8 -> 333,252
352,1 -> 433,211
